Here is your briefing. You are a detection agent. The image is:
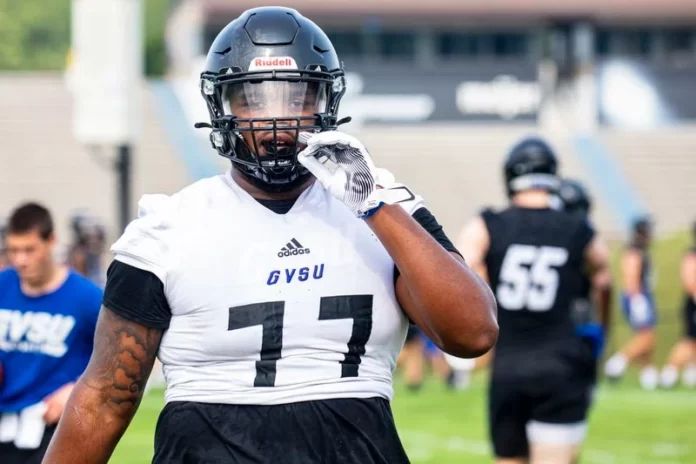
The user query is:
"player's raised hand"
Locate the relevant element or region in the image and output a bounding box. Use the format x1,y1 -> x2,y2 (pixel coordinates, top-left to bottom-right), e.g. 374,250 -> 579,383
298,131 -> 380,217
298,132 -> 425,218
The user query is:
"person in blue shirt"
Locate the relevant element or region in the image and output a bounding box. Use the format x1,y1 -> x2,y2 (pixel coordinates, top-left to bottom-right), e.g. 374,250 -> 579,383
0,202 -> 102,464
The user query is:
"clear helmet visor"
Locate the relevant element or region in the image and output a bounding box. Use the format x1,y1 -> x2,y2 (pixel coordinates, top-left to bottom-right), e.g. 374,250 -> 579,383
221,80 -> 330,163
222,80 -> 328,122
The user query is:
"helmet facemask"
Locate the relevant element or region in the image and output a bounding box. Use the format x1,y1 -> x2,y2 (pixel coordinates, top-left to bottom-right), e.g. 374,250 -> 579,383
201,68 -> 346,192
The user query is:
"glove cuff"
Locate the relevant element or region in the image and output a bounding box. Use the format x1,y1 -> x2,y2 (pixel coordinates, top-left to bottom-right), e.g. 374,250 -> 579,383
357,184 -> 422,218
359,202 -> 385,218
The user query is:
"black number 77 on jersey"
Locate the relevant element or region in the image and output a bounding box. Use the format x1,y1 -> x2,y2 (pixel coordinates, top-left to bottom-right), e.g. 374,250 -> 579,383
228,295 -> 373,387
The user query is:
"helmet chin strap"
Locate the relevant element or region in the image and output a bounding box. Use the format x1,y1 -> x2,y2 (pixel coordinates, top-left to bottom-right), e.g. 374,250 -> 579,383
235,161 -> 313,194
229,134 -> 314,192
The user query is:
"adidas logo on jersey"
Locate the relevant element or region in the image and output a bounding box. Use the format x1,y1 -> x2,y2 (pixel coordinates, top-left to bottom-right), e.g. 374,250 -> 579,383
277,238 -> 311,257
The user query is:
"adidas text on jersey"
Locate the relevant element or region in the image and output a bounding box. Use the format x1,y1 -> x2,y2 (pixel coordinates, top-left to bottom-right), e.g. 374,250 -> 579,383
278,238 -> 311,257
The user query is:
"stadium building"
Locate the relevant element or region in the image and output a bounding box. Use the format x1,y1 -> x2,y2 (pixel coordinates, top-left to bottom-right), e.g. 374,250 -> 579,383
165,0 -> 696,236
2,1 -> 695,245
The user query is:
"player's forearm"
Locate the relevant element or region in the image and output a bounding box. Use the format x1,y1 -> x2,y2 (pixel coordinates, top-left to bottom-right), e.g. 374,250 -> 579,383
594,285 -> 612,332
42,379 -> 141,463
591,265 -> 612,331
367,205 -> 498,357
44,307 -> 162,463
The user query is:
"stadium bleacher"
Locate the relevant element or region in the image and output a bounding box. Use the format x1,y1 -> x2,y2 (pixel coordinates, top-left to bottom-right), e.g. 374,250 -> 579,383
3,73 -> 693,245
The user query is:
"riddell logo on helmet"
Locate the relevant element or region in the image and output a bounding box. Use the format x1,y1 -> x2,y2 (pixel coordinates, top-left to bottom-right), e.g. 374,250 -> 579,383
249,56 -> 298,71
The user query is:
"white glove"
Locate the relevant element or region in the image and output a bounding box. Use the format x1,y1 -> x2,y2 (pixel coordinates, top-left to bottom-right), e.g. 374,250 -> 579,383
298,131 -> 425,217
371,168 -> 426,216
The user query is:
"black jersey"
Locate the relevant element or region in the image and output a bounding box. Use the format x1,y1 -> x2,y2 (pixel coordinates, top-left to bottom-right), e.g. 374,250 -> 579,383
482,207 -> 595,378
627,244 -> 653,294
684,248 -> 696,339
684,291 -> 696,339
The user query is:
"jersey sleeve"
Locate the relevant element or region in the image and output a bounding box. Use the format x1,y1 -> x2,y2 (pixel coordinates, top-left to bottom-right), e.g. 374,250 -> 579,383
103,260 -> 172,329
412,208 -> 461,256
110,194 -> 177,283
479,208 -> 496,229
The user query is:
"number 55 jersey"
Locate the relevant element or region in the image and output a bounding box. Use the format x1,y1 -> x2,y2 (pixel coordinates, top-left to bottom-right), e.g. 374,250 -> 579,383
481,206 -> 595,378
110,172 -> 409,405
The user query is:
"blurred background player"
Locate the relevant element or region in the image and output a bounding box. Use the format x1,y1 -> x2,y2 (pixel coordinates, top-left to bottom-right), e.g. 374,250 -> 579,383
556,179 -> 591,216
398,325 -> 426,390
0,203 -> 102,464
66,213 -> 107,287
458,137 -> 612,464
660,221 -> 696,388
604,217 -> 659,389
558,178 -> 612,376
0,217 -> 8,270
398,324 -> 456,391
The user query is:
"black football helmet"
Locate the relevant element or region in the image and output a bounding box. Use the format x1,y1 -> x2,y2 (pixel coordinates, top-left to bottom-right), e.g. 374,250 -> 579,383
631,216 -> 653,241
504,137 -> 559,197
558,178 -> 592,215
198,7 -> 347,191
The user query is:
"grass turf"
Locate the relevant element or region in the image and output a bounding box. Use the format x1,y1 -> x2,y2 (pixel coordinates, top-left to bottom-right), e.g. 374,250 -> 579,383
111,376 -> 696,464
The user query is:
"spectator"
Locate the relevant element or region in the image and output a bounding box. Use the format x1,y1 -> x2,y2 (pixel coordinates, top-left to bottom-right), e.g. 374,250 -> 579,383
0,217 -> 8,270
66,213 -> 107,287
0,203 -> 102,464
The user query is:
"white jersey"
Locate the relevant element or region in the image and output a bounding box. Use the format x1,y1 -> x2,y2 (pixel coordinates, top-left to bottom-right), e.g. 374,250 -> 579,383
112,172 -> 408,405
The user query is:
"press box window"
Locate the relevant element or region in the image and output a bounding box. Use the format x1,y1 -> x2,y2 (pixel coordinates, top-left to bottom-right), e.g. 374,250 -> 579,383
379,32 -> 416,58
328,31 -> 365,58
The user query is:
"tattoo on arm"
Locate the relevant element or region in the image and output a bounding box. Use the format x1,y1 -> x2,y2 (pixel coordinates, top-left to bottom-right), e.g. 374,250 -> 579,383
85,307 -> 163,414
42,307 -> 163,463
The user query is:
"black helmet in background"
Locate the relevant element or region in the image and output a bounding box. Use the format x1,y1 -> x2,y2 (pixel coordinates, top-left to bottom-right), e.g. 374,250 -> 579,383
504,137 -> 559,198
199,7 -> 347,191
558,178 -> 592,216
631,215 -> 653,247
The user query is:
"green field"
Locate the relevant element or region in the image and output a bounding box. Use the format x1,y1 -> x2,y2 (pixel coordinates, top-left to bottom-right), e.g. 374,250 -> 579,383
110,230 -> 695,463
111,376 -> 696,464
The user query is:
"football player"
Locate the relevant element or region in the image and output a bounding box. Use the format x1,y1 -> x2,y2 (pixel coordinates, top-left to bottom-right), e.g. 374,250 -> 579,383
397,325 -> 456,391
458,138 -> 611,464
659,221 -> 696,388
556,179 -> 591,216
66,213 -> 107,287
42,7 -> 497,464
557,178 -> 612,380
604,217 -> 659,389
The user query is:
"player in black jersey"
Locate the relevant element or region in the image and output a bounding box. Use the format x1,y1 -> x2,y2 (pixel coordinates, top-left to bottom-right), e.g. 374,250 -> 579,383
604,217 -> 660,389
557,179 -> 591,217
558,178 -> 612,378
459,138 -> 611,464
660,221 -> 696,388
